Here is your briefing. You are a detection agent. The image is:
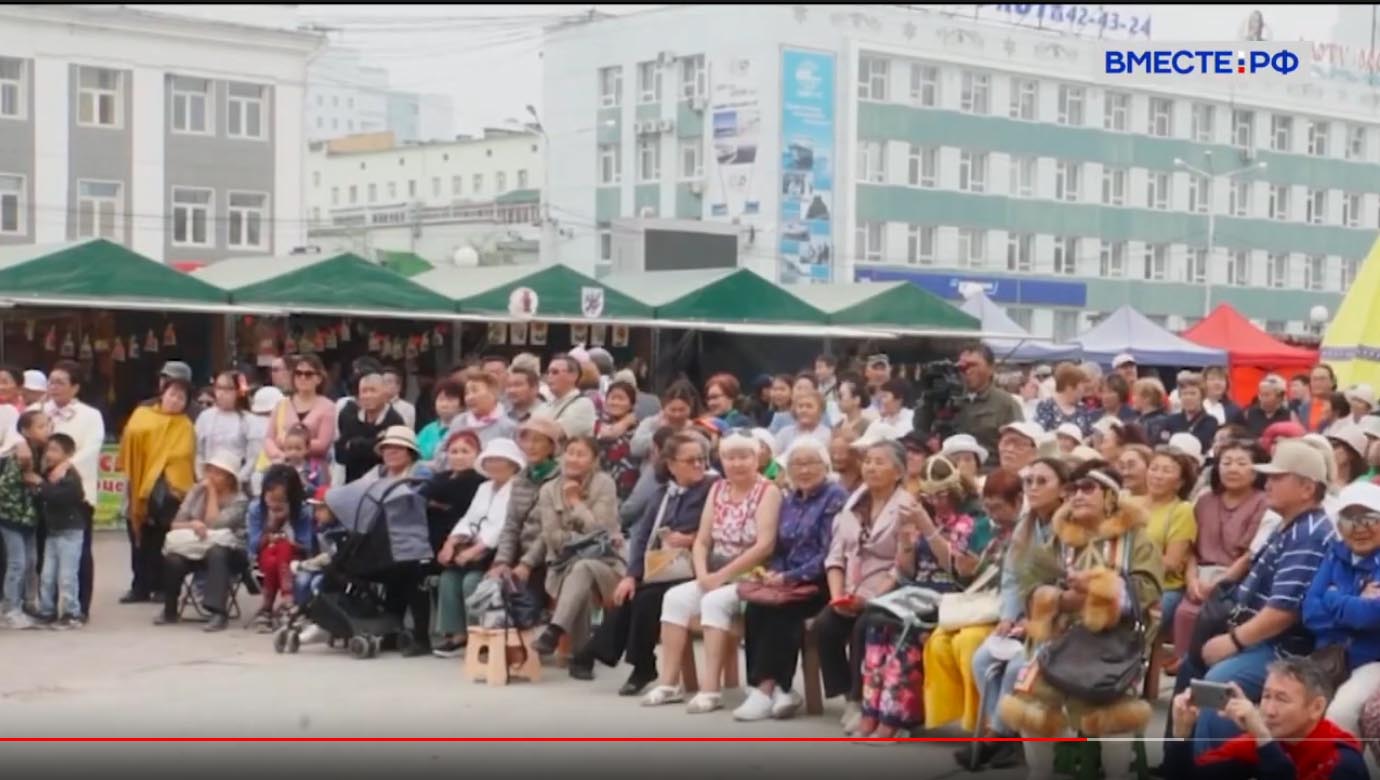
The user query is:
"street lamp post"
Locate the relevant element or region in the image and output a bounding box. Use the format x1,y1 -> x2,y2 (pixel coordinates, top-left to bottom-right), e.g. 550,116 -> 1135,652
1173,154 -> 1267,317
526,104 -> 556,266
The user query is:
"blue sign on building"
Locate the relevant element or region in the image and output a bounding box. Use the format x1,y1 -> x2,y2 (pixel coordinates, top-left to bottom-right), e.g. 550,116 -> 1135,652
855,268 -> 1087,308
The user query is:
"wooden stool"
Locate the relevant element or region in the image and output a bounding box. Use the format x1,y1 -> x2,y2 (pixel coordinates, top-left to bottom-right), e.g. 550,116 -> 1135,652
800,619 -> 825,716
681,616 -> 743,693
464,627 -> 542,686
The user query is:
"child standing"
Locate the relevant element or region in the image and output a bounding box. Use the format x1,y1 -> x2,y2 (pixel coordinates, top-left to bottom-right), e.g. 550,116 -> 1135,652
33,433 -> 86,629
280,425 -> 327,494
0,410 -> 51,629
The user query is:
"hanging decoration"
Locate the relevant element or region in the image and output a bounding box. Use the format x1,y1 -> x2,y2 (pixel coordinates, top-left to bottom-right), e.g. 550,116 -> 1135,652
128,334 -> 141,360
367,331 -> 382,353
298,332 -> 314,354
112,337 -> 126,363
24,320 -> 35,342
325,327 -> 338,350
420,331 -> 431,350
340,321 -> 353,342
163,323 -> 177,348
404,337 -> 419,360
43,326 -> 57,352
60,332 -> 76,358
314,329 -> 327,352
94,338 -> 110,354
144,329 -> 159,354
433,325 -> 445,348
78,335 -> 93,362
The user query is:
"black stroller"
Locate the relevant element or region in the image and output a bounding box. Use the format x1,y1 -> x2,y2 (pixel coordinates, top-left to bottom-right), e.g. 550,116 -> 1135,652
273,475 -> 433,659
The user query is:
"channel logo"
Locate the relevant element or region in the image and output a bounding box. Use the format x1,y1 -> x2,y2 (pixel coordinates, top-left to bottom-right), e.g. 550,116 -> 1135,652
1102,42 -> 1307,86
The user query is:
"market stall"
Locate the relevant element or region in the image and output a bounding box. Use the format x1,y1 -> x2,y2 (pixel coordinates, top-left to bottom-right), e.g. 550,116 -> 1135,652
1184,304 -> 1319,406
1075,305 -> 1226,367
958,290 -> 1080,364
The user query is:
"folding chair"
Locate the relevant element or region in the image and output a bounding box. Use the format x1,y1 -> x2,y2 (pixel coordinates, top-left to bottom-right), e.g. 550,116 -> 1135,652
176,568 -> 256,621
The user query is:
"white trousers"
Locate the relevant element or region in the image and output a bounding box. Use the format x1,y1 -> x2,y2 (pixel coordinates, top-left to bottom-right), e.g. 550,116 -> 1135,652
660,581 -> 740,631
1327,660 -> 1380,737
1023,737 -> 1136,780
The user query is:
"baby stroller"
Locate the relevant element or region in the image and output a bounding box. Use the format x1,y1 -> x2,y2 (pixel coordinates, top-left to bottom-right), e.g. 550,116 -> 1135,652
274,475 -> 433,659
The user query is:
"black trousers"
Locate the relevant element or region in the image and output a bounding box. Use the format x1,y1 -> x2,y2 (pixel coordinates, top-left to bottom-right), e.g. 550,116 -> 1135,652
583,579 -> 679,676
744,593 -> 829,691
379,561 -> 433,645
127,515 -> 168,599
162,545 -> 248,618
809,606 -> 864,701
35,506 -> 95,618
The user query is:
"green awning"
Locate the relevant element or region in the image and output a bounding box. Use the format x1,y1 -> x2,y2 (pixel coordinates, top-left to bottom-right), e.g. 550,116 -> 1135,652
0,239 -> 228,307
414,263 -> 654,320
601,268 -> 828,325
192,252 -> 455,319
495,188 -> 540,205
375,249 -> 433,278
790,281 -> 981,335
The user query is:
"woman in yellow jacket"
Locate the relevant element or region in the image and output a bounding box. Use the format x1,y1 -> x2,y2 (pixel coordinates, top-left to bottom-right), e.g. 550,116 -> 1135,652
118,378 -> 197,604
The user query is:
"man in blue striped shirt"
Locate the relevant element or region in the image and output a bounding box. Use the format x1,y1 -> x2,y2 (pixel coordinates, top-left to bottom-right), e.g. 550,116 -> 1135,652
1169,439 -> 1336,754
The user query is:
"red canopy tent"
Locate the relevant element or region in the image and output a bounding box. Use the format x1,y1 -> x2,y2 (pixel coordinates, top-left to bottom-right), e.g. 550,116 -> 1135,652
1182,304 -> 1319,406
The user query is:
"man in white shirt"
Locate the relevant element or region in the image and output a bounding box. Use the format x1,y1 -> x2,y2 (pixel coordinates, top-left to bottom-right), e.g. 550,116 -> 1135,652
876,377 -> 915,432
537,354 -> 596,439
381,366 -> 416,430
42,361 -> 104,619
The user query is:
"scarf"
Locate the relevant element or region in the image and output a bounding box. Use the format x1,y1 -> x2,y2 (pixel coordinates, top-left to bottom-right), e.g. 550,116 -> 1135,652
118,405 -> 196,530
527,458 -> 559,484
1200,719 -> 1361,780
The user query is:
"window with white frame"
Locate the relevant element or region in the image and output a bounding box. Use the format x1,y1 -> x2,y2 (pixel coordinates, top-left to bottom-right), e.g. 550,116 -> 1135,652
1009,78 -> 1038,120
475,174 -> 487,195
1308,121 -> 1330,156
960,70 -> 989,114
431,177 -> 441,198
1007,233 -> 1033,272
679,139 -> 703,179
1228,250 -> 1250,286
1270,115 -> 1293,152
859,141 -> 887,184
598,66 -> 622,108
171,187 -> 212,246
1187,174 -> 1210,214
311,171 -> 321,189
1342,256 -> 1360,288
1144,244 -> 1168,281
452,175 -> 462,196
169,76 -> 210,134
858,56 -> 889,101
1010,156 -> 1036,198
1306,189 -> 1326,225
1147,97 -> 1173,137
600,231 -> 612,262
473,173 -> 484,193
1103,91 -> 1129,131
637,137 -> 660,181
0,173 -> 23,234
1266,253 -> 1289,288
1187,248 -> 1207,284
1191,103 -> 1215,143
1230,179 -> 1251,217
856,221 -> 884,262
1147,172 -> 1169,210
1102,167 -> 1126,206
77,66 -> 121,128
958,151 -> 987,193
1100,241 -> 1126,277
517,169 -> 529,188
1270,185 -> 1290,220
1233,109 -> 1255,147
0,58 -> 24,119
1347,124 -> 1367,161
1053,236 -> 1078,275
679,55 -> 706,100
909,63 -> 938,107
908,145 -> 937,188
1053,310 -> 1080,342
1304,255 -> 1325,291
636,60 -> 661,104
906,224 -> 935,265
227,82 -> 265,139
227,191 -> 267,248
1344,193 -> 1361,228
331,186 -> 339,206
1057,84 -> 1084,126
76,180 -> 120,239
957,228 -> 986,267
1055,160 -> 1081,202
598,143 -> 621,185
348,185 -> 357,204
1009,307 -> 1034,332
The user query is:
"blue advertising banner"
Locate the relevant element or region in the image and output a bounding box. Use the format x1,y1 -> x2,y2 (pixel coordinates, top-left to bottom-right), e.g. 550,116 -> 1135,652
855,267 -> 1088,307
778,48 -> 836,284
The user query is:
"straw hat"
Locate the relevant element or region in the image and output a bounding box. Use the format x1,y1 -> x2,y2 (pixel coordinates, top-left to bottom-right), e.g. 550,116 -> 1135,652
374,425 -> 420,456
477,437 -> 527,478
918,455 -> 964,497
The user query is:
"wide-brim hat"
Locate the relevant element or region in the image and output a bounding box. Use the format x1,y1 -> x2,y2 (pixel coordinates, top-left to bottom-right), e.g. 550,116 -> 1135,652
203,451 -> 242,483
374,425 -> 420,456
251,386 -> 284,414
1346,384 -> 1377,409
518,413 -> 565,447
1327,422 -> 1370,460
476,437 -> 527,478
939,433 -> 988,464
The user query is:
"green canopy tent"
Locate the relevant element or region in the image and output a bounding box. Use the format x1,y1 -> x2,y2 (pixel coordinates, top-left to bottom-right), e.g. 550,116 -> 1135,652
375,249 -> 434,278
788,281 -> 982,336
414,263 -> 655,322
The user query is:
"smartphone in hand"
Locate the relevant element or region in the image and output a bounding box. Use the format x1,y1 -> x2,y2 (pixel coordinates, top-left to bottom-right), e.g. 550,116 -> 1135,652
1190,679 -> 1235,710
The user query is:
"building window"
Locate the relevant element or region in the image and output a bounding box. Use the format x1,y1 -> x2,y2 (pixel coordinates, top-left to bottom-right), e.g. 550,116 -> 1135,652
856,221 -> 883,262
77,66 -> 121,128
1009,307 -> 1034,332
473,173 -> 484,194
1053,236 -> 1078,275
636,60 -> 662,104
1147,97 -> 1173,137
1147,171 -> 1169,210
1308,121 -> 1330,156
859,141 -> 887,184
679,55 -> 706,100
1304,255 -> 1325,291
1053,310 -> 1079,342
958,151 -> 987,193
1347,124 -> 1367,161
330,186 -> 339,206
1233,109 -> 1255,147
348,185 -> 357,204
76,180 -> 121,239
1007,233 -> 1033,272
1103,91 -> 1129,131
1187,248 -> 1207,284
960,70 -> 989,114
679,139 -> 702,179
492,173 -> 503,194
1054,160 -> 1080,202
1057,84 -> 1084,126
171,187 -> 212,246
598,143 -> 621,185
909,63 -> 938,107
1229,180 -> 1251,217
374,183 -> 383,203
1267,253 -> 1288,288
1306,189 -> 1326,225
1343,193 -> 1361,228
1144,244 -> 1168,281
311,171 -> 321,189
1010,156 -> 1036,198
227,82 -> 266,139
452,175 -> 462,196
1191,103 -> 1215,143
0,173 -> 24,234
637,137 -> 661,181
227,191 -> 267,249
908,145 -> 937,188
1009,78 -> 1037,121
598,66 -> 622,108
1342,256 -> 1360,288
1102,167 -> 1126,206
599,231 -> 612,261
0,58 -> 24,119
517,169 -> 529,189
311,207 -> 320,224
858,56 -> 889,101
906,224 -> 935,265
1228,250 -> 1250,286
1270,115 -> 1292,152
1269,184 -> 1290,220
1100,242 -> 1126,277
1187,175 -> 1210,214
169,76 -> 210,134
957,228 -> 986,268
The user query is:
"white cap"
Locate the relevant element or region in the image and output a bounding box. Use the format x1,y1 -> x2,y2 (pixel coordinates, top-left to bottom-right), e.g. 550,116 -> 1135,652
1254,439 -> 1328,484
853,421 -> 903,449
476,437 -> 526,478
940,433 -> 989,464
251,386 -> 284,415
203,451 -> 243,483
749,427 -> 777,458
1339,481 -> 1380,515
1093,415 -> 1124,437
1346,384 -> 1377,409
1000,421 -> 1045,447
1360,415 -> 1380,441
1112,353 -> 1136,368
1327,422 -> 1370,460
1055,423 -> 1084,443
1166,433 -> 1205,466
22,370 -> 46,393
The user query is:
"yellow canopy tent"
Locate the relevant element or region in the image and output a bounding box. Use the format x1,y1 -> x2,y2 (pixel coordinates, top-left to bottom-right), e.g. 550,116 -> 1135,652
1322,234 -> 1380,386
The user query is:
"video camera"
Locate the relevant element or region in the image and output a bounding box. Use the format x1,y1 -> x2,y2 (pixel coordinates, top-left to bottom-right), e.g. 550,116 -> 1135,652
916,359 -> 965,447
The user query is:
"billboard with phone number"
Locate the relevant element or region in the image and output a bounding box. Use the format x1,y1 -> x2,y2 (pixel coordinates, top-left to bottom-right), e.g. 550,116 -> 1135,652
778,47 -> 836,285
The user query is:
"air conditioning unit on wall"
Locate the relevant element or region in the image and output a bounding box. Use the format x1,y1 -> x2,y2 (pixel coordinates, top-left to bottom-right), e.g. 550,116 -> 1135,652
689,95 -> 706,112
658,118 -> 674,133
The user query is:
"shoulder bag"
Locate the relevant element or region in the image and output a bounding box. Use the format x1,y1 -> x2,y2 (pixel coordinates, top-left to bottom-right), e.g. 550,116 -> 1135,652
937,561 -> 1003,630
737,580 -> 820,607
642,487 -> 696,584
553,528 -> 618,568
145,475 -> 183,531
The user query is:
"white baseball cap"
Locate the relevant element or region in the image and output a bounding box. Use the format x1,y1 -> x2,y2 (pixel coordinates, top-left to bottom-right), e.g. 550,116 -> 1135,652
1093,416 -> 1124,437
1346,384 -> 1377,409
250,386 -> 284,415
22,370 -> 46,393
1055,423 -> 1084,443
1339,481 -> 1380,515
940,433 -> 989,464
1327,422 -> 1370,460
1254,439 -> 1328,484
1166,433 -> 1205,466
1360,415 -> 1380,441
1112,353 -> 1136,369
853,421 -> 903,449
1000,421 -> 1046,447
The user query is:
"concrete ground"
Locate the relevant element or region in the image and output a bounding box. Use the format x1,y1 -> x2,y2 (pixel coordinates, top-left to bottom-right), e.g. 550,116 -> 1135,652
0,532 -> 1172,777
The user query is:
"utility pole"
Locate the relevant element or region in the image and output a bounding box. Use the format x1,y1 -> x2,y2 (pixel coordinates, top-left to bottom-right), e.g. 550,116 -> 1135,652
526,104 -> 557,266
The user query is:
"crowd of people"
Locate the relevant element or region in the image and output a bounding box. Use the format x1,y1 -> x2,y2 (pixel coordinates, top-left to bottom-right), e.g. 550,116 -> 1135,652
2,343 -> 1380,776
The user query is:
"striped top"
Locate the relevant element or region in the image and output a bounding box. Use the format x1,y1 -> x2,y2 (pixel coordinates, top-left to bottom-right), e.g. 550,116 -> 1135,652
1235,506 -> 1335,650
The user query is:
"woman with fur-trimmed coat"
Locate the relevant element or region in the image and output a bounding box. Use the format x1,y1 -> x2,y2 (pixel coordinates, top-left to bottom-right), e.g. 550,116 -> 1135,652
998,459 -> 1163,780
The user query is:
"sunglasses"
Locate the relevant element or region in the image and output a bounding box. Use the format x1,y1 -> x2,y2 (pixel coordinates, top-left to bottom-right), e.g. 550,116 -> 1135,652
294,370 -> 319,378
1341,512 -> 1380,528
1070,479 -> 1102,495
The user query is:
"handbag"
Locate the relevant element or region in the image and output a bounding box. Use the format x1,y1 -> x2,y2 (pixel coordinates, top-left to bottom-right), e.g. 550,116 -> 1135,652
642,488 -> 695,584
553,528 -> 618,568
737,580 -> 820,607
1036,532 -> 1147,706
1310,643 -> 1351,693
1188,578 -> 1243,667
938,562 -> 1003,630
146,475 -> 182,531
162,527 -> 238,560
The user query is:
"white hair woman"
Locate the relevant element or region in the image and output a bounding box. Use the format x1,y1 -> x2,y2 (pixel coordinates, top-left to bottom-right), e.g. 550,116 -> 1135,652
642,431 -> 782,714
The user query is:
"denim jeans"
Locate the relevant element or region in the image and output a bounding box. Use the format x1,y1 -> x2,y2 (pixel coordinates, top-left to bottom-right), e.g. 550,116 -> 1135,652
1171,641 -> 1276,755
971,639 -> 1028,736
0,525 -> 35,614
1161,588 -> 1185,632
293,571 -> 323,606
40,528 -> 83,619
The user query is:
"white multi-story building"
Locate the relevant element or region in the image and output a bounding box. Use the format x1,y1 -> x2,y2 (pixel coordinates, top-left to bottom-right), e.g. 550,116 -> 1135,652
543,4 -> 1375,338
306,48 -> 455,144
304,128 -> 543,265
0,4 -> 322,263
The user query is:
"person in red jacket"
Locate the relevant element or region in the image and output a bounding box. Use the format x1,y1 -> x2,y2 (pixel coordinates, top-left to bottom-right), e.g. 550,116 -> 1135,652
1167,657 -> 1367,780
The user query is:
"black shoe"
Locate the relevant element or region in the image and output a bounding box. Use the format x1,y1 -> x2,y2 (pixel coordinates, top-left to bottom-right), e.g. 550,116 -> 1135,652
400,639 -> 433,658
987,741 -> 1023,770
203,613 -> 229,633
953,741 -> 998,772
431,639 -> 467,659
618,670 -> 656,697
568,662 -> 595,681
153,612 -> 179,626
119,590 -> 151,604
532,627 -> 563,656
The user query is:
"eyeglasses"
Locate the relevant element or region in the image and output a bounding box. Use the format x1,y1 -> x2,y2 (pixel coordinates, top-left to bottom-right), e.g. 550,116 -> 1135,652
1071,480 -> 1102,495
675,455 -> 708,466
1341,512 -> 1380,528
294,370 -> 318,378
1023,476 -> 1051,488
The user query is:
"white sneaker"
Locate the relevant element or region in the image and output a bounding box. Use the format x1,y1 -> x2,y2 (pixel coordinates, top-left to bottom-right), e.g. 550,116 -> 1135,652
770,687 -> 803,719
733,688 -> 775,721
685,691 -> 723,715
640,685 -> 685,707
2,610 -> 34,630
841,701 -> 862,733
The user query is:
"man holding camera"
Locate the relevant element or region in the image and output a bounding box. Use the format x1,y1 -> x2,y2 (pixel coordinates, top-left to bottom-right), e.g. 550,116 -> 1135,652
915,343 -> 1023,462
1168,658 -> 1366,779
